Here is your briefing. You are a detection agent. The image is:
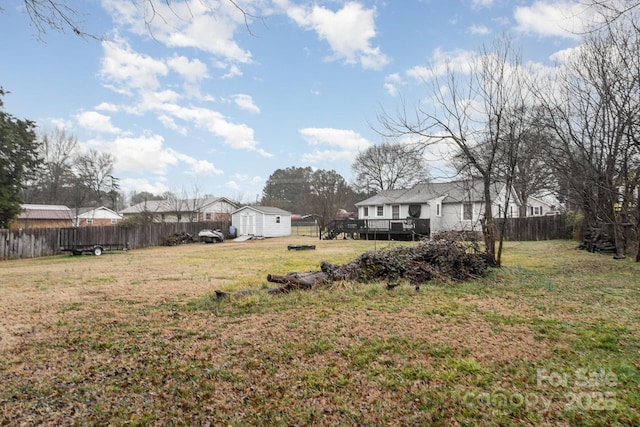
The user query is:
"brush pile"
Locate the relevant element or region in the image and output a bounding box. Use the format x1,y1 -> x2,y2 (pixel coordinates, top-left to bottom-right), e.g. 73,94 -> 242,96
215,239 -> 489,298
321,239 -> 488,284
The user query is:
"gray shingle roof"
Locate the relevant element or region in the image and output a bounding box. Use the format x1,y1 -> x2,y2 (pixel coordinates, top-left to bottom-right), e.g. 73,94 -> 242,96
356,179 -> 502,206
233,206 -> 291,215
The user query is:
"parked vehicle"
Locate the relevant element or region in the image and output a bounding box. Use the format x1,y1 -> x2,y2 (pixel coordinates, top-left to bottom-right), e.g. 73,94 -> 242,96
198,229 -> 225,243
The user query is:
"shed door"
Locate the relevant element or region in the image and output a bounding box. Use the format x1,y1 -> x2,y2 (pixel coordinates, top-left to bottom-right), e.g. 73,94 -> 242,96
241,215 -> 255,235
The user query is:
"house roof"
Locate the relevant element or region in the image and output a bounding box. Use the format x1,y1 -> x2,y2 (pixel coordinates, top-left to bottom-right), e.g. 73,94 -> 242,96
17,204 -> 72,220
232,206 -> 291,216
355,179 -> 503,206
120,197 -> 238,214
75,206 -> 122,218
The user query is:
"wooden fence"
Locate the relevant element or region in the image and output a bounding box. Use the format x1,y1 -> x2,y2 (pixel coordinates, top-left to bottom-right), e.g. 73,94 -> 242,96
494,215 -> 572,241
0,221 -> 231,261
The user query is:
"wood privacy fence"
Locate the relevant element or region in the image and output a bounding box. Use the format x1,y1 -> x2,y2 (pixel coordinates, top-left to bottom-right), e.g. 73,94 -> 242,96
0,221 -> 231,261
494,215 -> 572,241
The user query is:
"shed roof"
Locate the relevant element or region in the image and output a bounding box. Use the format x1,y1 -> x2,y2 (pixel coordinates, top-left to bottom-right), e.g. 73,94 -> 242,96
17,204 -> 73,220
232,206 -> 291,216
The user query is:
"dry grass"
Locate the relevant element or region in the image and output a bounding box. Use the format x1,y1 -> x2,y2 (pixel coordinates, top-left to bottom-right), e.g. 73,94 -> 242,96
1,236 -> 639,426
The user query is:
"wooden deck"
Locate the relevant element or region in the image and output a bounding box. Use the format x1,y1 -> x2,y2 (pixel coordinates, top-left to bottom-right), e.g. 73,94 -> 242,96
328,218 -> 430,241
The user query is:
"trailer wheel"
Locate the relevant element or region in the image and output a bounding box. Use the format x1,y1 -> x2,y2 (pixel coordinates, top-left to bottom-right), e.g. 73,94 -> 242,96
93,246 -> 103,256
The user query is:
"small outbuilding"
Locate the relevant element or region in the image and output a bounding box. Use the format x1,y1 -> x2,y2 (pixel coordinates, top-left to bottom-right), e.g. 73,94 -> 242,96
11,204 -> 73,229
231,206 -> 291,238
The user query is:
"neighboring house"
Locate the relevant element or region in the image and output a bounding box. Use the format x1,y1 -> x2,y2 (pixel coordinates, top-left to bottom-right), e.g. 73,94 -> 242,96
232,206 -> 291,238
354,179 -> 521,237
74,206 -> 123,227
120,197 -> 239,223
10,204 -> 73,229
526,195 -> 560,217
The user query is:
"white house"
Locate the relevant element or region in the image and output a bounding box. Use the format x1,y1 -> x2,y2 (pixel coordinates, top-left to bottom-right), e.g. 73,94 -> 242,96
74,206 -> 123,227
231,206 -> 291,238
355,179 -> 521,236
120,197 -> 238,223
526,195 -> 559,217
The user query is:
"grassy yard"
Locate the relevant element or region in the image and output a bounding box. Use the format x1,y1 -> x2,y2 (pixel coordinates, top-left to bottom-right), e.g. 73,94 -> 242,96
0,236 -> 639,426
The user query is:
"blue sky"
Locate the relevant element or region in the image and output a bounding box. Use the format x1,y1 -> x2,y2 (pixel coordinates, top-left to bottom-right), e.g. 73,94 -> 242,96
0,0 -> 592,203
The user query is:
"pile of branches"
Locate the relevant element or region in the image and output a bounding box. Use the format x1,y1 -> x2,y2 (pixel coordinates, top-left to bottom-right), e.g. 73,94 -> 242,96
321,239 -> 488,284
215,240 -> 489,298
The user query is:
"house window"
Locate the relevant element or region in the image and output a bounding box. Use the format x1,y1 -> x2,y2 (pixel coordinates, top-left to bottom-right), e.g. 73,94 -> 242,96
510,205 -> 514,217
408,205 -> 421,218
111,218 -> 117,225
376,206 -> 383,216
276,216 -> 281,224
534,206 -> 540,216
205,213 -> 212,220
463,203 -> 472,221
363,207 -> 369,217
87,219 -> 93,225
392,205 -> 400,220
436,203 -> 441,217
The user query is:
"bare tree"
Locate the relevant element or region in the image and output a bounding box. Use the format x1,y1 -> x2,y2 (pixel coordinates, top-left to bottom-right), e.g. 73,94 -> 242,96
379,35 -> 529,266
307,169 -> 351,234
22,128 -> 78,205
584,0 -> 640,27
535,20 -> 640,258
74,148 -> 117,207
351,141 -> 429,195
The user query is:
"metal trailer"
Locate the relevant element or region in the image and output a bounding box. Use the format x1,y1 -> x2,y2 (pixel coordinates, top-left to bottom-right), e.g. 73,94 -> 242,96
59,227 -> 129,256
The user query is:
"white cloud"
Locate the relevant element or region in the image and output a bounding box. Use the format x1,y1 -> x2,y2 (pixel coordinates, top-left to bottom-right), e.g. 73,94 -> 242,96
111,134 -> 179,174
75,111 -> 120,134
167,55 -> 209,84
95,102 -> 120,113
468,24 -> 491,35
97,37 -> 269,157
299,128 -> 373,163
514,1 -> 596,39
119,177 -> 169,195
471,0 -> 495,8
103,0 -> 253,65
407,48 -> 477,81
232,94 -> 260,114
185,159 -> 223,176
384,73 -> 403,96
284,1 -> 389,70
161,104 -> 271,157
548,46 -> 579,64
100,36 -> 169,95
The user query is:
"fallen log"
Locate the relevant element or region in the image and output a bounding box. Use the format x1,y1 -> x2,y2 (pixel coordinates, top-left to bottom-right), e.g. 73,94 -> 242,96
215,271 -> 329,299
267,271 -> 329,289
287,244 -> 316,251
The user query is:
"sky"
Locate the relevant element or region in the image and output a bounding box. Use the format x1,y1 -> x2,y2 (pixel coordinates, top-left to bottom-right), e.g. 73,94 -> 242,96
0,0 -> 595,204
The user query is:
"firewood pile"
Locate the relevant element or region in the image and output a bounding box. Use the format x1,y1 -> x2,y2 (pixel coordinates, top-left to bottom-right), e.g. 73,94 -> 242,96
215,239 -> 489,298
579,225 -> 617,254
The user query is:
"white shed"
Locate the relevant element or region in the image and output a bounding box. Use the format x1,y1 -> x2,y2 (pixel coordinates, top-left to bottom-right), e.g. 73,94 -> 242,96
231,206 -> 291,238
